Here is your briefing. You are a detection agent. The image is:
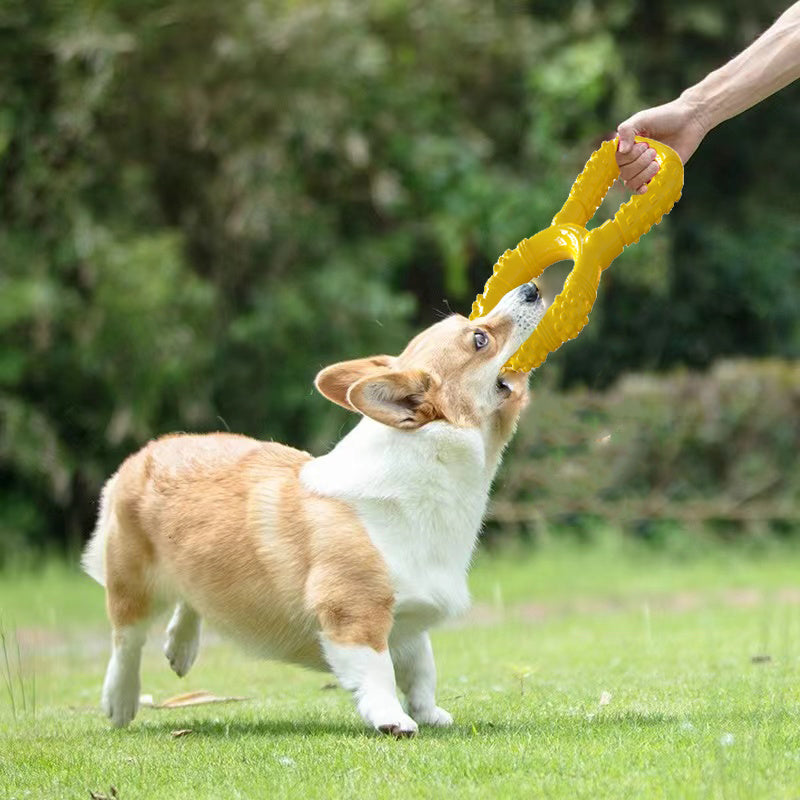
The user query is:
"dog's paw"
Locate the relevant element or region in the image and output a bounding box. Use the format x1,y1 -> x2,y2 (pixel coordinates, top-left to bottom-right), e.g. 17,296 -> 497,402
164,606 -> 200,678
376,712 -> 419,738
164,630 -> 199,678
411,705 -> 453,727
101,679 -> 139,727
359,695 -> 419,738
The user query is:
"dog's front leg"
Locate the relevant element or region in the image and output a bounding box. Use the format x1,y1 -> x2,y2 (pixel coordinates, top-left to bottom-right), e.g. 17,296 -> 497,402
391,632 -> 453,727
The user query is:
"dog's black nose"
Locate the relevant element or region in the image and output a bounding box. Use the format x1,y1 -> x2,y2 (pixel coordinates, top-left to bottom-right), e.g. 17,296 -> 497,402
520,282 -> 540,303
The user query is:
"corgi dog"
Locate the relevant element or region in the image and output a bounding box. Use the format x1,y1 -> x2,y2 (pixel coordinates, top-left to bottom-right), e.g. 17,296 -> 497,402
82,281 -> 545,736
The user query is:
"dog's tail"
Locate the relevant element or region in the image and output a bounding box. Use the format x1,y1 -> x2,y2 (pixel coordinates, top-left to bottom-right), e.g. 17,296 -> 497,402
81,472 -> 119,586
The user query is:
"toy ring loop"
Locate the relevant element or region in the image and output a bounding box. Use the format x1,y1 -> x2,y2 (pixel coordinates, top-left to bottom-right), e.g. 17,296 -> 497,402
471,137 -> 684,372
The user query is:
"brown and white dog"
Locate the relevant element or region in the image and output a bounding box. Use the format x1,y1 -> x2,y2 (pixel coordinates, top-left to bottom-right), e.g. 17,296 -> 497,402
82,281 -> 545,736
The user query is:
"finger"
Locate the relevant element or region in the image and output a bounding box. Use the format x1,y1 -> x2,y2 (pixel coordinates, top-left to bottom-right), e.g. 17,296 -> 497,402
618,146 -> 656,180
623,159 -> 660,193
616,141 -> 648,168
616,121 -> 637,155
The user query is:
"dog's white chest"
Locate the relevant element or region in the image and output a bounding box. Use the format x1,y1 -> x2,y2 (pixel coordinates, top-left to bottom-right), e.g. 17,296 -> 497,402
301,419 -> 494,629
354,475 -> 482,628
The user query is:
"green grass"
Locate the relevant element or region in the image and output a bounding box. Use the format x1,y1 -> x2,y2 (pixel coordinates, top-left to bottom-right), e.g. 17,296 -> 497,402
3,538 -> 800,798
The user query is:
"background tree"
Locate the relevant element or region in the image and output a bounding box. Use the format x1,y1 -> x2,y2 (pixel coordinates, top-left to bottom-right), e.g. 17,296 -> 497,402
1,0 -> 797,556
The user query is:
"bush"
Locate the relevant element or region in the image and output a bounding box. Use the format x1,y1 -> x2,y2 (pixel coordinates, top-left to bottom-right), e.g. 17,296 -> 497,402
490,360 -> 800,542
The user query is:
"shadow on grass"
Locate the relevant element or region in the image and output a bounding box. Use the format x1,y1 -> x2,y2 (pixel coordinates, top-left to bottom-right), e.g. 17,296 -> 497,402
124,709 -> 688,741
135,717 -> 369,739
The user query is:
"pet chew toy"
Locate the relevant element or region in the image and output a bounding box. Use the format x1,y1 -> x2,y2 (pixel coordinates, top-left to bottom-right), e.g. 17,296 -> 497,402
470,137 -> 684,372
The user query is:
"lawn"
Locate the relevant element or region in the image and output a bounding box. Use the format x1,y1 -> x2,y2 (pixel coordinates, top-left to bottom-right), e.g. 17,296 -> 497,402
3,536 -> 800,799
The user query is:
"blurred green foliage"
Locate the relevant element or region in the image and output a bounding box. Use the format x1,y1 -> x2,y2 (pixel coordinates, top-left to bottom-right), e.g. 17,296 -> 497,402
1,0 -> 798,555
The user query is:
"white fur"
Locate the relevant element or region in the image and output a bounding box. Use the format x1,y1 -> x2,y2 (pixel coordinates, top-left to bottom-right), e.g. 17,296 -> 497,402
302,417 -> 497,634
391,632 -> 452,726
102,622 -> 147,727
82,472 -> 118,586
321,636 -> 418,735
303,420 -> 499,730
164,602 -> 201,677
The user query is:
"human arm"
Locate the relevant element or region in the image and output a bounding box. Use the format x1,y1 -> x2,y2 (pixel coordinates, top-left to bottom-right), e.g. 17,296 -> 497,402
617,2 -> 800,192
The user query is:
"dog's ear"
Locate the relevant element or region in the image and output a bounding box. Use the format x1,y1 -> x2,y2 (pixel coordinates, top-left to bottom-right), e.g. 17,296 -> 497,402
314,356 -> 397,411
347,369 -> 439,430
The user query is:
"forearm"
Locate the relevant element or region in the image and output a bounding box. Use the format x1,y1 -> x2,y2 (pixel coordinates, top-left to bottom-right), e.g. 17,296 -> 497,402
682,2 -> 800,132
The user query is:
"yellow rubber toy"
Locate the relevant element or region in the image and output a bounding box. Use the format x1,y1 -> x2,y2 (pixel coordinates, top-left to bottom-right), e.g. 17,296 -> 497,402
470,137 -> 684,372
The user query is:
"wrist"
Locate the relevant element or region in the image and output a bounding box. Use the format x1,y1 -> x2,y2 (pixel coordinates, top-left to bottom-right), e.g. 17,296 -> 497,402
678,86 -> 715,136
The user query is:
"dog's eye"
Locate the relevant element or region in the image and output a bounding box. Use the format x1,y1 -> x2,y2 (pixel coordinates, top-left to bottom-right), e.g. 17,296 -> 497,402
473,330 -> 489,350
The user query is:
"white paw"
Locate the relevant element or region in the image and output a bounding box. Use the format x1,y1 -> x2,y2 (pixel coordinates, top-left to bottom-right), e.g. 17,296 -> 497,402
376,711 -> 419,738
101,673 -> 140,727
164,630 -> 199,678
411,705 -> 453,727
359,696 -> 419,738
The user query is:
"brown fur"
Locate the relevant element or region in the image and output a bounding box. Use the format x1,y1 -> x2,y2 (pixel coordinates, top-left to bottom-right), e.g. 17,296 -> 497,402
103,433 -> 394,668
317,315 -> 527,433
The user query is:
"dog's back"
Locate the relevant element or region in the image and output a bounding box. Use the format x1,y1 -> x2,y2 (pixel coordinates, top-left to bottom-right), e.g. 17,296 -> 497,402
82,433 -> 316,626
83,433 -> 299,586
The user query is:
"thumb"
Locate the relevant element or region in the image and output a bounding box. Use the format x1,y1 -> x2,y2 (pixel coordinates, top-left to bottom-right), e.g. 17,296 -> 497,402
616,120 -> 637,154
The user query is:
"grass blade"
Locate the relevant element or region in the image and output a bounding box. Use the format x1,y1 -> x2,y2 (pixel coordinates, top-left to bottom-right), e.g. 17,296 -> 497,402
16,628 -> 26,713
0,623 -> 17,721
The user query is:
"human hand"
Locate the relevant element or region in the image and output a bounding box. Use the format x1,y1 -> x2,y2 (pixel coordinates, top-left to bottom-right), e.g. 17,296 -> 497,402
616,97 -> 708,193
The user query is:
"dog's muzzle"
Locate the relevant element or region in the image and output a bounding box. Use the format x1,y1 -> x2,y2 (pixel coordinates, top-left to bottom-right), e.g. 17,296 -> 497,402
519,282 -> 540,304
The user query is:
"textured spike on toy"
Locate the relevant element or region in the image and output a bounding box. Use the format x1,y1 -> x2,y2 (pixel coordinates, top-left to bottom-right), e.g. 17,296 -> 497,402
471,137 -> 684,372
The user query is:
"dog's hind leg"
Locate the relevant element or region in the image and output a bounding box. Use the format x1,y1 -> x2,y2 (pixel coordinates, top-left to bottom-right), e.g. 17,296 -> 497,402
102,621 -> 148,727
164,601 -> 201,677
100,491 -> 155,727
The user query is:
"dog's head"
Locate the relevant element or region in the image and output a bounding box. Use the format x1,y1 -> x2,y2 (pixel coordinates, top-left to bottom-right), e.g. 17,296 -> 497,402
315,282 -> 545,449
